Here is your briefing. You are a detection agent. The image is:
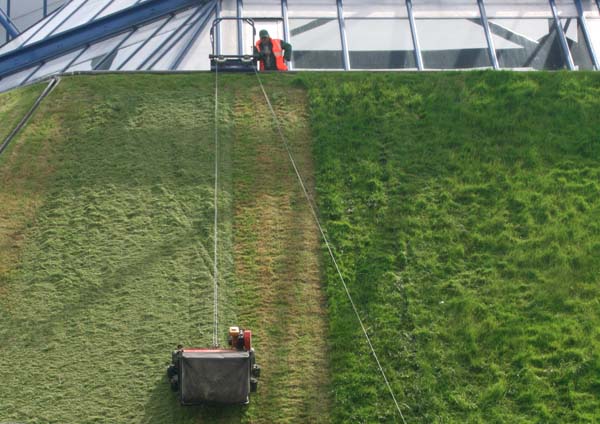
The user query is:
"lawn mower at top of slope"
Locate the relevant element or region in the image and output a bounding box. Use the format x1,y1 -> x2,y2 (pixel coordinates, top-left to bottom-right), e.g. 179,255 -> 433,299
167,327 -> 261,405
209,17 -> 260,72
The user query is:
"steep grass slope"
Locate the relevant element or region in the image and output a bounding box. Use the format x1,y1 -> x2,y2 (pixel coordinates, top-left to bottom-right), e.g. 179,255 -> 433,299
0,74 -> 330,423
307,72 -> 600,423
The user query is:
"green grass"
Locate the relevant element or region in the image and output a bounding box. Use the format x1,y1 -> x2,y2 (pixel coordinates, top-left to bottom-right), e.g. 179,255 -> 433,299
0,83 -> 44,143
2,71 -> 600,423
0,73 -> 330,423
304,71 -> 600,423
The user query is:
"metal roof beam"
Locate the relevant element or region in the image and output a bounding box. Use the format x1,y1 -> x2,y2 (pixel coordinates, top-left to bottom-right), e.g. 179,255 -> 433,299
0,0 -> 208,79
0,6 -> 20,38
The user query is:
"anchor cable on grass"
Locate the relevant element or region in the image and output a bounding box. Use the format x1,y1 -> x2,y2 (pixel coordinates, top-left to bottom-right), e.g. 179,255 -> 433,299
252,69 -> 407,424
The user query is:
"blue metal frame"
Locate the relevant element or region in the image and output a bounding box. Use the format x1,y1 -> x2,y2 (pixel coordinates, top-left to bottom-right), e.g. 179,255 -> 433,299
336,0 -> 350,70
281,0 -> 291,70
575,0 -> 599,70
549,0 -> 575,70
405,0 -> 423,70
478,0 -> 499,70
0,5 -> 19,38
0,0 -> 209,78
171,3 -> 216,69
237,0 -> 243,56
44,0 -> 48,17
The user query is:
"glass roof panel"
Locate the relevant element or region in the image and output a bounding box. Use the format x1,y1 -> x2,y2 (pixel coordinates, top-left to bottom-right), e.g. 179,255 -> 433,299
287,0 -> 338,18
108,17 -> 169,69
412,0 -> 480,18
491,18 -> 567,69
347,18 -> 415,69
580,0 -> 600,18
175,16 -> 212,70
553,0 -> 579,17
119,7 -> 197,70
66,31 -> 130,71
10,0 -> 45,33
484,0 -> 553,18
53,0 -> 114,34
144,6 -> 204,70
96,0 -> 146,19
0,4 -> 66,54
416,18 -> 492,69
151,14 -> 206,70
28,48 -> 85,81
242,0 -> 282,18
587,18 -> 600,60
344,0 -> 408,18
290,17 -> 343,69
0,67 -> 37,92
561,17 -> 594,70
26,0 -> 89,44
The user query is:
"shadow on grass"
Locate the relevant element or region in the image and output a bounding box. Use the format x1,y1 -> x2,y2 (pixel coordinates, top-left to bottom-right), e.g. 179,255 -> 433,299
142,377 -> 247,424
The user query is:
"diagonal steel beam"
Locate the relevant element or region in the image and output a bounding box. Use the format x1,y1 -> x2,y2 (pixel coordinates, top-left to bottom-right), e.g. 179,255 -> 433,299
405,0 -> 423,70
574,0 -> 599,70
0,6 -> 20,38
478,0 -> 499,69
0,0 -> 209,79
336,0 -> 350,70
549,0 -> 575,69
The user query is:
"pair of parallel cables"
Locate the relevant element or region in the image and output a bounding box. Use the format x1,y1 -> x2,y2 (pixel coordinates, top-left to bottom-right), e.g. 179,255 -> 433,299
211,64 -> 406,423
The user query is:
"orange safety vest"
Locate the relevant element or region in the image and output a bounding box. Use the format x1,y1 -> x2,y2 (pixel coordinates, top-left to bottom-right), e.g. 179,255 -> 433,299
255,38 -> 288,71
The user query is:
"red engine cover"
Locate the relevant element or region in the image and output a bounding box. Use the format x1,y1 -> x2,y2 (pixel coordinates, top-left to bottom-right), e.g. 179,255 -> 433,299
244,330 -> 252,351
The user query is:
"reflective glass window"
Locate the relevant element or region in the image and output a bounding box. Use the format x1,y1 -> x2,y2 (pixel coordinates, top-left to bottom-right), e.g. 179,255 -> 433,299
48,0 -> 68,14
0,67 -> 37,92
120,7 -> 197,70
0,6 -> 63,54
146,7 -> 206,70
561,18 -> 594,70
53,0 -> 113,33
176,19 -> 212,71
287,0 -> 338,18
343,0 -> 408,18
243,0 -> 282,18
26,0 -> 87,45
416,19 -> 491,69
66,32 -> 130,71
412,1 -> 490,69
289,18 -> 343,69
346,19 -> 415,69
28,48 -> 85,81
579,0 -> 600,17
97,0 -> 145,19
9,0 -> 44,32
484,0 -> 553,18
490,19 -> 567,69
109,18 -> 168,70
585,18 -> 600,63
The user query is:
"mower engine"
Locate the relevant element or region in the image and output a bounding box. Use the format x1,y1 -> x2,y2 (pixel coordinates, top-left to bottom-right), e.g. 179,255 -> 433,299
167,326 -> 260,405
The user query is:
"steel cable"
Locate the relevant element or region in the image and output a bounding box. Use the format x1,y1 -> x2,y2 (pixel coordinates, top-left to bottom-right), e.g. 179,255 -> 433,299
252,69 -> 407,424
212,62 -> 220,348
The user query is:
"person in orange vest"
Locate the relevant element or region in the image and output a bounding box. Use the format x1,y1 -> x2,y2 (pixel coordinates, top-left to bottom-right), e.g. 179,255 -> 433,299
254,29 -> 292,71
